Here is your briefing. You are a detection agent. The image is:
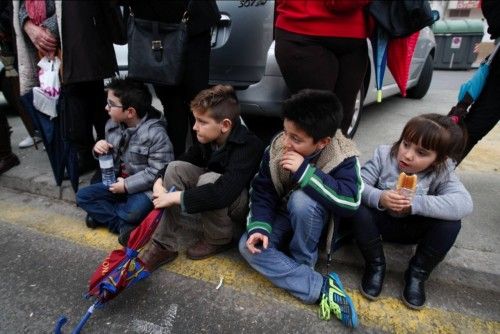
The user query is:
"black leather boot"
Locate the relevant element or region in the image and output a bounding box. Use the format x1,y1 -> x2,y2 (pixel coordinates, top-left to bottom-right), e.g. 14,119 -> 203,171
358,237 -> 386,300
403,246 -> 444,309
0,113 -> 20,175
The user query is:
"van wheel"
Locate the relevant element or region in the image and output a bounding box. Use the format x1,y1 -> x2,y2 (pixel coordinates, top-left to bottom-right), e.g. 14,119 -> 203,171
407,54 -> 433,99
346,83 -> 365,138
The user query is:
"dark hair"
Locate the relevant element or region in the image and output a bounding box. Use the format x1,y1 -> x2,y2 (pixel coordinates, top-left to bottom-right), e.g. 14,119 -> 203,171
105,77 -> 152,118
390,113 -> 467,172
282,89 -> 342,142
190,85 -> 240,123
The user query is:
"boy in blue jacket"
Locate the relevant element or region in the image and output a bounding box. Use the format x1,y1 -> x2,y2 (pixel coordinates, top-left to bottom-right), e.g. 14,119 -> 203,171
239,90 -> 363,328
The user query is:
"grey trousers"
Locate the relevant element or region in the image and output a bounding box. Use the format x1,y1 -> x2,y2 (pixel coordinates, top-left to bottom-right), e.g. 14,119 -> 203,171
153,161 -> 248,251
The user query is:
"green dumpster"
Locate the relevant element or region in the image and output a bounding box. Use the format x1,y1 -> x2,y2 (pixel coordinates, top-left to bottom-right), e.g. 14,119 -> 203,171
432,19 -> 484,70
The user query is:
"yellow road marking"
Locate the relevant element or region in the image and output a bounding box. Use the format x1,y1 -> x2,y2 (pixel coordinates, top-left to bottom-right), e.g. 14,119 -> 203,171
0,202 -> 499,333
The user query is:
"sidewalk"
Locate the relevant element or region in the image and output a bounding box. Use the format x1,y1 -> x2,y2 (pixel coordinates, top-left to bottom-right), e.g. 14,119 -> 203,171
1,111 -> 499,294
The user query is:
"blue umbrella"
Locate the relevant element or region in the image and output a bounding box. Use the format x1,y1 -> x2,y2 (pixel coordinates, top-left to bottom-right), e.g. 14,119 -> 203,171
20,90 -> 79,193
458,43 -> 500,103
370,26 -> 389,102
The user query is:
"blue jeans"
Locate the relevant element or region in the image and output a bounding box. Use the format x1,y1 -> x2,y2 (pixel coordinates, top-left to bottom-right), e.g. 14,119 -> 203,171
239,190 -> 327,304
76,182 -> 153,233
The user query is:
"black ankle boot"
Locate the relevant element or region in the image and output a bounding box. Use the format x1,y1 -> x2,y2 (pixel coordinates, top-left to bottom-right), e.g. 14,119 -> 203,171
403,246 -> 444,309
358,237 -> 386,300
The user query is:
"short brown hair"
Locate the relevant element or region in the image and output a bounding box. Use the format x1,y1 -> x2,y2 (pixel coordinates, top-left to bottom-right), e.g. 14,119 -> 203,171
391,113 -> 467,173
190,85 -> 240,123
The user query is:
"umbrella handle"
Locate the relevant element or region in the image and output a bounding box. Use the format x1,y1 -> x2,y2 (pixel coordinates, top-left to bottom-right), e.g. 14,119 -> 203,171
53,316 -> 68,334
71,303 -> 98,334
53,302 -> 98,334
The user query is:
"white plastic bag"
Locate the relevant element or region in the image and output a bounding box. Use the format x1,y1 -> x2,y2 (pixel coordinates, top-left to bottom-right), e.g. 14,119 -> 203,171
33,56 -> 61,119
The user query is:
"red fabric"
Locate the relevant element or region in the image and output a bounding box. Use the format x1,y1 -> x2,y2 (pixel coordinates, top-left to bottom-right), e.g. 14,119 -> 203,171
25,0 -> 47,26
387,31 -> 420,96
87,209 -> 163,300
275,0 -> 371,38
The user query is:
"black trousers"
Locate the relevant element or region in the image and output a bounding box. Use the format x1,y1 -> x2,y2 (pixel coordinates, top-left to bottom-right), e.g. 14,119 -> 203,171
461,48 -> 500,162
275,28 -> 368,135
350,204 -> 461,255
154,30 -> 211,158
0,108 -> 12,156
60,80 -> 107,155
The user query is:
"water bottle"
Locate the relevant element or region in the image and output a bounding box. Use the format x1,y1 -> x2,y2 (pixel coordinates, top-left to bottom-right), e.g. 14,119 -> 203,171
99,153 -> 116,186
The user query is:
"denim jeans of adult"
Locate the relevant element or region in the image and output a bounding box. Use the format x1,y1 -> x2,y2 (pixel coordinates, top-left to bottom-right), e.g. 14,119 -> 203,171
239,190 -> 327,304
153,161 -> 248,251
351,204 -> 461,255
76,182 -> 153,233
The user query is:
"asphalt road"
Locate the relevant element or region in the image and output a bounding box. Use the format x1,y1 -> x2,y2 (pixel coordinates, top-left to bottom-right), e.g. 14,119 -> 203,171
1,70 -> 499,333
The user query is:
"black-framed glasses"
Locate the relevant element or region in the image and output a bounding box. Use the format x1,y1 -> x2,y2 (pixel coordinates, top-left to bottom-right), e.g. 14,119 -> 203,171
106,99 -> 124,109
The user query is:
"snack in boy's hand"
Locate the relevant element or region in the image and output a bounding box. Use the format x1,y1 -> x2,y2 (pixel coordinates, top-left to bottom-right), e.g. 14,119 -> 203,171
396,172 -> 417,199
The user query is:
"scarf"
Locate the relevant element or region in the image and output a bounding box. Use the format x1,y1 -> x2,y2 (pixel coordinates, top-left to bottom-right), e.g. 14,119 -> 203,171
26,0 -> 47,26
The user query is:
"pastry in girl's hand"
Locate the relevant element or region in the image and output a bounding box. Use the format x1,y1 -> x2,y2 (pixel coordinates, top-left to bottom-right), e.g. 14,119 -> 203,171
396,172 -> 417,200
397,172 -> 417,191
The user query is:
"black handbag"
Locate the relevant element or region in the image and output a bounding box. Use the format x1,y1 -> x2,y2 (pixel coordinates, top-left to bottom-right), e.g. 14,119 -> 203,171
127,11 -> 188,86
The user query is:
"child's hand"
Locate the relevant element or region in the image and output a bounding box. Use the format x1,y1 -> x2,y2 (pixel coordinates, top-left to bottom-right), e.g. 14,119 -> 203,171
109,177 -> 126,194
379,190 -> 411,211
246,233 -> 269,254
152,178 -> 166,198
280,150 -> 304,173
152,191 -> 181,209
94,140 -> 113,155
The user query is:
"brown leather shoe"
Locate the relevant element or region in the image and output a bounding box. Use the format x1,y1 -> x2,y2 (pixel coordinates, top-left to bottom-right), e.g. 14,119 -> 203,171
140,241 -> 178,272
186,239 -> 232,260
0,153 -> 20,175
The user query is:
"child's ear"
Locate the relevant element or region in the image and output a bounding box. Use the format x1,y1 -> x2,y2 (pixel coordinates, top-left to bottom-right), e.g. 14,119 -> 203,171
126,107 -> 138,119
317,137 -> 331,150
220,118 -> 232,134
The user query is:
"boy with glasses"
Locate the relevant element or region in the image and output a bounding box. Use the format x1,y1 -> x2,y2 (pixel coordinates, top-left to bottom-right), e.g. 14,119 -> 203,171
76,77 -> 174,246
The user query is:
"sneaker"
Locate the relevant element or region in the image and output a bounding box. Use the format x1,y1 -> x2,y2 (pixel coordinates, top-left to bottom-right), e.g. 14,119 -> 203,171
18,135 -> 42,149
318,272 -> 358,328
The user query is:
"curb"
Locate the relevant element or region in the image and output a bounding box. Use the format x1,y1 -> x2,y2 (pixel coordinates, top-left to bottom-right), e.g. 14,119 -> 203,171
1,170 -> 499,295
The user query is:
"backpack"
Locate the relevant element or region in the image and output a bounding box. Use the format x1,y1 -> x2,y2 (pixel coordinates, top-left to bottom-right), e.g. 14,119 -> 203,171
368,0 -> 439,38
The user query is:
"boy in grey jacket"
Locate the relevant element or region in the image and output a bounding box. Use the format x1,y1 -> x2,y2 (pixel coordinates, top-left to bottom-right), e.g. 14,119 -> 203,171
76,78 -> 174,245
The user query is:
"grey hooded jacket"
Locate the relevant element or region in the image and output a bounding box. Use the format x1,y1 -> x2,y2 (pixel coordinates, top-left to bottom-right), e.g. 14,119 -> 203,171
361,145 -> 473,221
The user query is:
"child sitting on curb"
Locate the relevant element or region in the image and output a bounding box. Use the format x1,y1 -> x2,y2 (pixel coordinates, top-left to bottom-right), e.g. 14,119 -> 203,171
76,77 -> 174,246
140,85 -> 264,271
239,89 -> 363,328
347,113 -> 473,309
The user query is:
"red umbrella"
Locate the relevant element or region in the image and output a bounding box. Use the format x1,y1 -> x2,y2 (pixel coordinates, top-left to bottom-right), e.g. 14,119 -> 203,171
55,207 -> 166,333
387,31 -> 420,97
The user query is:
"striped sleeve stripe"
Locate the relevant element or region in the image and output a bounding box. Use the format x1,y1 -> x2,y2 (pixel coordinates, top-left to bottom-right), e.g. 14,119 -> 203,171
247,221 -> 272,234
301,160 -> 364,210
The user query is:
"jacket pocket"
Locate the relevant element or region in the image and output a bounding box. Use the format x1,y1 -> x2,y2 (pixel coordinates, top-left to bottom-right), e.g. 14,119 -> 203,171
128,145 -> 149,164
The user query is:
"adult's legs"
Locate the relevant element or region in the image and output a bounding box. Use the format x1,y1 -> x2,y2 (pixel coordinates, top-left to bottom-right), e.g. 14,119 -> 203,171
460,54 -> 500,162
331,39 -> 368,135
61,80 -> 107,173
275,29 -> 337,94
0,110 -> 20,174
153,30 -> 211,158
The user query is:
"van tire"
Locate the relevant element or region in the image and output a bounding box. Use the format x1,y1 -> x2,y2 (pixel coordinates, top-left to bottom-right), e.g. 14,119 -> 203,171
346,81 -> 365,138
407,54 -> 433,99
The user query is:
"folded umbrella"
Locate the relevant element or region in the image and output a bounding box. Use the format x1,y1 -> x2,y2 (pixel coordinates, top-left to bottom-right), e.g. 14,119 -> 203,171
387,31 -> 420,97
370,26 -> 390,102
20,90 -> 79,193
54,207 -> 167,334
